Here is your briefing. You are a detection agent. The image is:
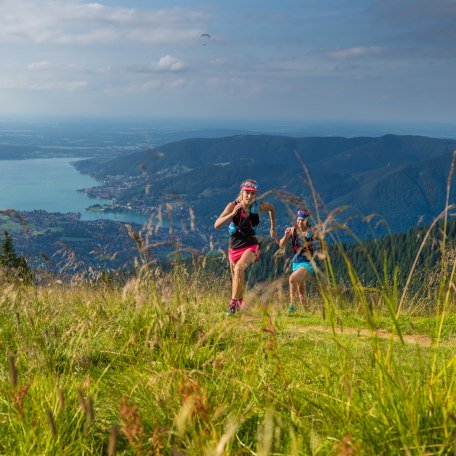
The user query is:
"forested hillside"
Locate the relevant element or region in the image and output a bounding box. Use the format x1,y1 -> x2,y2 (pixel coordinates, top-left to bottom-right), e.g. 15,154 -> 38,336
242,216 -> 456,289
75,134 -> 456,238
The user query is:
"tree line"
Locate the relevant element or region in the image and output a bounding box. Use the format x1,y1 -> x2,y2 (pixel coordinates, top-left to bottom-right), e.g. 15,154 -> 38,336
240,217 -> 456,289
0,231 -> 33,283
3,215 -> 454,290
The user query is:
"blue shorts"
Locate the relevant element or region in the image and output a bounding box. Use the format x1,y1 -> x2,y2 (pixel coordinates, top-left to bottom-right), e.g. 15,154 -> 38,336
292,261 -> 316,275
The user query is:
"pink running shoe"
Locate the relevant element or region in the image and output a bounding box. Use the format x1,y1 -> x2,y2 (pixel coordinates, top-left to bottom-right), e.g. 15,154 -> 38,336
228,299 -> 237,315
237,298 -> 244,311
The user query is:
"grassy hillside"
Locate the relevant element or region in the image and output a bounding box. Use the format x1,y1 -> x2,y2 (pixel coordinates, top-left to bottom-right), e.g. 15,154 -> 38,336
0,263 -> 454,454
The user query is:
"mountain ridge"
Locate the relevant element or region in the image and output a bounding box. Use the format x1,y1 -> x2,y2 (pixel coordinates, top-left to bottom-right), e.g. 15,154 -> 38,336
74,134 -> 456,237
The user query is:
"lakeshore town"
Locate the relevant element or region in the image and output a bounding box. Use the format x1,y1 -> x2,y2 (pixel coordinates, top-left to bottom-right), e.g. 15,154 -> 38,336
0,205 -> 220,275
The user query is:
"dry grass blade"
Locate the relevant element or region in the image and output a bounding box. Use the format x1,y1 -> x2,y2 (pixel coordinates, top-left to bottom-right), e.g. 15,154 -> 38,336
108,424 -> 119,456
189,207 -> 195,231
8,356 -> 17,387
398,204 -> 456,316
260,188 -> 310,223
86,395 -> 94,424
294,150 -> 326,223
210,420 -> 239,456
0,209 -> 29,236
77,389 -> 87,413
40,252 -> 51,264
119,395 -> 144,450
58,388 -> 65,409
46,409 -> 57,437
440,150 -> 456,269
125,224 -> 143,248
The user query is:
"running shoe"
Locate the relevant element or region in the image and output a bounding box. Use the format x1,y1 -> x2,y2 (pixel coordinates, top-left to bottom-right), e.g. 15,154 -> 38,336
237,298 -> 244,311
288,304 -> 296,313
228,299 -> 237,315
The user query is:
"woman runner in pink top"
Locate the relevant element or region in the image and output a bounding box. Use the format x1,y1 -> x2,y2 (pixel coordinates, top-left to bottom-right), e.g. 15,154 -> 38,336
214,179 -> 278,314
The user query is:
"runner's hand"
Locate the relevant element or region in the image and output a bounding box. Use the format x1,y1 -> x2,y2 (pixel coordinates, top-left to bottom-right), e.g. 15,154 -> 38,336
230,204 -> 243,217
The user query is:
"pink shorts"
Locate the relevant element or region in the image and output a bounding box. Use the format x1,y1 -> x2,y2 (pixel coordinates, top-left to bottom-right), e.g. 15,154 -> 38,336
228,244 -> 260,263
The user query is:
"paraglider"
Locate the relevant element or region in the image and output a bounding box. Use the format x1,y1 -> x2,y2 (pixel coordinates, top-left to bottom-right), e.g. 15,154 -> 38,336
201,33 -> 210,46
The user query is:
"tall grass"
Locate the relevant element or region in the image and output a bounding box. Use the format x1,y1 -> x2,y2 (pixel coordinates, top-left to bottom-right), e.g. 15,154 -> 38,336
0,262 -> 454,454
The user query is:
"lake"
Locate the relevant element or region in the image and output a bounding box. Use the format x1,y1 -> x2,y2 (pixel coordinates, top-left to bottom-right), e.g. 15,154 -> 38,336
0,158 -> 147,224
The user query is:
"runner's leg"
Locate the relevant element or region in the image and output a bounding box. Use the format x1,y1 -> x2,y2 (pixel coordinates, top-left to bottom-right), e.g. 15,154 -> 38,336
298,277 -> 307,308
232,249 -> 257,300
229,260 -> 235,280
289,267 -> 309,309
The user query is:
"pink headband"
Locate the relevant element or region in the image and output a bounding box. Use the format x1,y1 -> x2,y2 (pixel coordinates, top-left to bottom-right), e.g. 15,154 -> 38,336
241,181 -> 258,192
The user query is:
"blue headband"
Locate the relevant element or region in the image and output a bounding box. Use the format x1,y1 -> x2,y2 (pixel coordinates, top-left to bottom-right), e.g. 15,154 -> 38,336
297,210 -> 309,218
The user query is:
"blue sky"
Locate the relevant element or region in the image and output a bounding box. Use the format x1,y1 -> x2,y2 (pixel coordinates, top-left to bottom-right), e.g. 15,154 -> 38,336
0,0 -> 455,125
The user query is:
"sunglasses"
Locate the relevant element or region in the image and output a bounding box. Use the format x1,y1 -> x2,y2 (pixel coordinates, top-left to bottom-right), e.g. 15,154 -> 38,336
241,182 -> 258,190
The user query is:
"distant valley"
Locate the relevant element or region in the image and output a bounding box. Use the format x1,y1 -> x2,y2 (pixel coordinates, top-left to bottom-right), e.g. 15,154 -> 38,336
2,128 -> 456,271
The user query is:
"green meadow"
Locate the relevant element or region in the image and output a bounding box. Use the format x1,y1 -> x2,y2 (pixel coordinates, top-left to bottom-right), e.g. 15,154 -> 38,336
0,262 -> 454,455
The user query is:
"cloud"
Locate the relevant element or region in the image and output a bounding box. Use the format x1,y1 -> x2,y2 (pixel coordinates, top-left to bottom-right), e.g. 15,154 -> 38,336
26,80 -> 88,92
327,47 -> 385,59
206,76 -> 267,96
155,55 -> 186,72
128,80 -> 161,93
62,80 -> 89,91
168,79 -> 185,89
368,0 -> 456,58
129,55 -> 187,73
26,60 -> 52,71
0,0 -> 209,45
369,0 -> 456,25
0,77 -> 88,92
26,60 -> 83,72
0,60 -> 89,91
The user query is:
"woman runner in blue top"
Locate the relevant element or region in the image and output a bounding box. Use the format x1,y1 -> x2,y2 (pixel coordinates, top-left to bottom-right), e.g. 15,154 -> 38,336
279,209 -> 324,312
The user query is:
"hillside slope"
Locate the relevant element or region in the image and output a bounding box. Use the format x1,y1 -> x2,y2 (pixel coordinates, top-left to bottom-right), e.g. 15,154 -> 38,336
75,134 -> 456,236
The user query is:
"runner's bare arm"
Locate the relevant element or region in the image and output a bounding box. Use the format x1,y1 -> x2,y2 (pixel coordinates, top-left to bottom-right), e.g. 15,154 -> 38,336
214,202 -> 240,229
279,227 -> 293,249
259,201 -> 278,242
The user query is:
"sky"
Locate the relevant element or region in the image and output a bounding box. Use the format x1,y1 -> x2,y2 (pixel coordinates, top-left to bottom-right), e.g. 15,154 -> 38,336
0,0 -> 455,125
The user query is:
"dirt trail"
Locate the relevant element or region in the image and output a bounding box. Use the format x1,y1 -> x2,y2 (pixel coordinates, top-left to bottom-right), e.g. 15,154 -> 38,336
288,324 -> 455,348
240,314 -> 455,348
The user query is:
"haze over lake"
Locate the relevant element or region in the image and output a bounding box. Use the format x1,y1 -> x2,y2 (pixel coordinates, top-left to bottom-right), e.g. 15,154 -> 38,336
0,157 -> 147,224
